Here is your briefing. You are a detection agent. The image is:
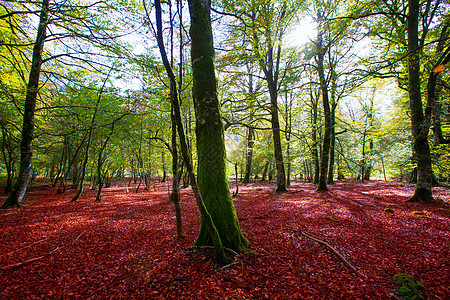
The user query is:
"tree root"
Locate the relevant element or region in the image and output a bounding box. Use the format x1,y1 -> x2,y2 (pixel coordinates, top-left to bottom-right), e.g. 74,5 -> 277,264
289,227 -> 367,279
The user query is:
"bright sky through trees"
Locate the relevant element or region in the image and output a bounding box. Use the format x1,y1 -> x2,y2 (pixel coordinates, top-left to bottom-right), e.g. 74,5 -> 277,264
286,17 -> 317,47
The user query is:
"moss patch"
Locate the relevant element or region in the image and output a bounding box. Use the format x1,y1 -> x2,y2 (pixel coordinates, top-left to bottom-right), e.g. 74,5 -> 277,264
324,215 -> 339,222
393,273 -> 426,300
383,207 -> 395,213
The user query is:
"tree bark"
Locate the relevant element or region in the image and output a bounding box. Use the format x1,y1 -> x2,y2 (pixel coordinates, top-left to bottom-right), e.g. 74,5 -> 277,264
251,9 -> 287,192
316,29 -> 331,192
310,91 -> 320,184
243,126 -> 254,185
155,0 -> 249,263
406,0 -> 434,202
327,102 -> 336,184
186,0 -> 249,254
171,105 -> 185,238
2,0 -> 49,208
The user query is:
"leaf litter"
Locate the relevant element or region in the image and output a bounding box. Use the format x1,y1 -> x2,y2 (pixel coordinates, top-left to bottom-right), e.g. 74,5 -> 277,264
0,180 -> 449,299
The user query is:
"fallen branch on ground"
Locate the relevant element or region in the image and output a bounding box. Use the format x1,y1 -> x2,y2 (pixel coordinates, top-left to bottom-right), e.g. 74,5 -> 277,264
0,245 -> 61,270
289,227 -> 367,279
0,237 -> 50,258
0,232 -> 84,270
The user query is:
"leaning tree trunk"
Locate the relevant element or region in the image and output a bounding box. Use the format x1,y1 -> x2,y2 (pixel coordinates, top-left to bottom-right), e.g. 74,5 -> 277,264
406,0 -> 434,202
70,69 -> 110,202
171,105 -> 185,238
2,0 -> 49,208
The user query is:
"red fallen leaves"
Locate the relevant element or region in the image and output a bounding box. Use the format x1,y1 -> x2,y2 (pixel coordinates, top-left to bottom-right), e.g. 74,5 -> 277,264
0,180 -> 449,299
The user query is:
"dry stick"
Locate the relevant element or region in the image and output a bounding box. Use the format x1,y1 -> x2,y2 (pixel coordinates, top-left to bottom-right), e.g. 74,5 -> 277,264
0,245 -> 61,270
290,227 -> 367,279
0,237 -> 50,258
0,232 -> 84,270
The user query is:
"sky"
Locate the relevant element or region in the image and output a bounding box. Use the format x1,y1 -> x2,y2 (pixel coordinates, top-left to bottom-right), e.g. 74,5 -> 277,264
285,17 -> 317,47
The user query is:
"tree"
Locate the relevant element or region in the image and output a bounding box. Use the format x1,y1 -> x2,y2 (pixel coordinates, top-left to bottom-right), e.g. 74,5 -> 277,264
314,17 -> 332,191
154,0 -> 249,264
187,0 -> 249,254
220,0 -> 303,192
2,0 -> 49,208
406,0 -> 433,202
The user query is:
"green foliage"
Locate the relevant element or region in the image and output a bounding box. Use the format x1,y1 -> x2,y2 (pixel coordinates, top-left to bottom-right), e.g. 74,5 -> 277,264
393,273 -> 426,300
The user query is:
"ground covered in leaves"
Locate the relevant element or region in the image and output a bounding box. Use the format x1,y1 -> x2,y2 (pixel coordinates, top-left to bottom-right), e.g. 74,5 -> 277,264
0,180 -> 449,299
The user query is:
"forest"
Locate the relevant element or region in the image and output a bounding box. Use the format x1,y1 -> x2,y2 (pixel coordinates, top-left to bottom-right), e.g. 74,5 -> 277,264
0,0 -> 449,299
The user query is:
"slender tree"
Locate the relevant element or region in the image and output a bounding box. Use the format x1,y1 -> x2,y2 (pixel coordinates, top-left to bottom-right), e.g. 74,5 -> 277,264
315,20 -> 332,191
2,0 -> 49,208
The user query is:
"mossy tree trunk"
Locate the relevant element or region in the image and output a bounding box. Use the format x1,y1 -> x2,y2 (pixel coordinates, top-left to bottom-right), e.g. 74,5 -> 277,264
155,0 -> 248,263
187,0 -> 249,253
2,0 -> 49,208
406,0 -> 434,202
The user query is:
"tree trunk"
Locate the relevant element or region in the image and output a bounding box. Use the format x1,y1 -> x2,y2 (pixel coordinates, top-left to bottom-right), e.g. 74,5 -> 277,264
310,91 -> 320,184
261,160 -> 269,182
169,0 -> 185,238
327,101 -> 336,184
2,0 -> 49,208
70,69 -> 111,202
406,0 -> 433,202
316,29 -> 331,192
1,125 -> 14,194
171,105 -> 185,238
187,0 -> 249,253
363,140 -> 373,181
95,119 -> 117,202
155,0 -> 249,263
243,126 -> 254,185
267,70 -> 286,191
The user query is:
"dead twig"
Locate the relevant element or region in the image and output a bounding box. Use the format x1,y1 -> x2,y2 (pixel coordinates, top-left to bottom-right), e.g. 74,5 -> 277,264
0,232 -> 84,271
0,245 -> 62,270
0,237 -> 50,258
289,227 -> 367,279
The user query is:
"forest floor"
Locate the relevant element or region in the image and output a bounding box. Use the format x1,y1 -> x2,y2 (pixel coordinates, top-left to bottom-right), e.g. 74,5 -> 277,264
0,179 -> 449,299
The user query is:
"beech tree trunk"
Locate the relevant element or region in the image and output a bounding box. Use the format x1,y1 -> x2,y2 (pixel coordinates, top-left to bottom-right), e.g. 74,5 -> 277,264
266,62 -> 287,192
310,91 -> 320,184
407,0 -> 434,202
327,103 -> 336,184
155,0 -> 248,263
171,105 -> 185,238
2,0 -> 49,208
243,126 -> 254,185
316,29 -> 331,192
187,0 -> 249,253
